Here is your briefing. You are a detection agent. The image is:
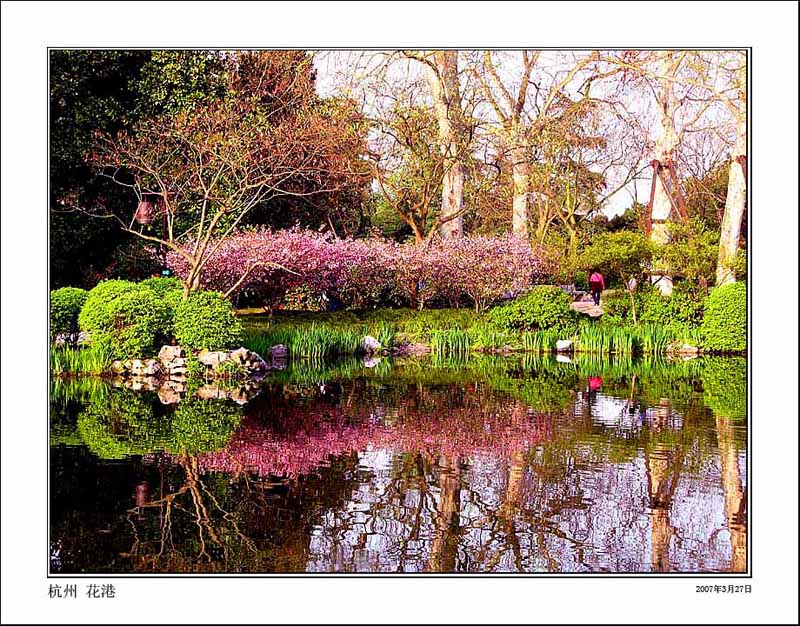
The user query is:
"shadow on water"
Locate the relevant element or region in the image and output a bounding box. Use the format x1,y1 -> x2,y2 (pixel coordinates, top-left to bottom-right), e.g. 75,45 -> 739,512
49,354 -> 746,574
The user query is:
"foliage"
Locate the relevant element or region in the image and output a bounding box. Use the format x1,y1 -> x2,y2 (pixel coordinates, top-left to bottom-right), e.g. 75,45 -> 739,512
701,282 -> 747,353
639,282 -> 705,328
279,285 -> 327,312
577,231 -> 653,286
488,286 -> 577,334
173,291 -> 244,351
733,248 -> 747,281
50,287 -> 88,344
96,241 -> 163,284
601,289 -> 638,320
657,218 -> 719,285
78,280 -> 173,357
702,357 -> 747,418
139,276 -> 183,297
49,50 -> 151,288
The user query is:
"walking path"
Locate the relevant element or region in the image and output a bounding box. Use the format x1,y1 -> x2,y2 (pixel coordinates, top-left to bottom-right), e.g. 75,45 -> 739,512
570,299 -> 604,318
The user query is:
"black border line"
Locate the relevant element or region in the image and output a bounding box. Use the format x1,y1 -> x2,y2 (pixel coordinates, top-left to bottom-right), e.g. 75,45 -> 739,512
47,46 -> 753,579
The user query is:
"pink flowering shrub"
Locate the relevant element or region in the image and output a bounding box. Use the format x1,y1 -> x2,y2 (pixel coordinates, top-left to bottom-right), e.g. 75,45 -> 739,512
167,229 -> 551,311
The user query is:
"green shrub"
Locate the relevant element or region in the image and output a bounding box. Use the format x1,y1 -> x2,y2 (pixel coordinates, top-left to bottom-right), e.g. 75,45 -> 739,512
601,289 -> 635,319
488,286 -> 577,334
639,283 -> 705,328
78,279 -> 137,335
173,290 -> 244,351
79,280 -> 173,358
140,276 -> 183,297
574,270 -> 589,292
50,287 -> 88,344
701,282 -> 747,353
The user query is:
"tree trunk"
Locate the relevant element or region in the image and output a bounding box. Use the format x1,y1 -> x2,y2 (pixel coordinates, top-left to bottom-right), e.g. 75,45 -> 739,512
426,455 -> 462,572
716,414 -> 747,572
650,53 -> 681,295
716,111 -> 747,286
510,145 -> 530,238
423,51 -> 465,239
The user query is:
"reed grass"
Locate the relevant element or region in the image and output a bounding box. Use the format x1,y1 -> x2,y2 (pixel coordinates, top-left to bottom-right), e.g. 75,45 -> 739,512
50,344 -> 113,376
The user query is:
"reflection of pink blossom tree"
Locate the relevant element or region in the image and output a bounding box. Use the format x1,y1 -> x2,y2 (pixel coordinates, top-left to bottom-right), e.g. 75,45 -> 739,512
192,396 -> 554,479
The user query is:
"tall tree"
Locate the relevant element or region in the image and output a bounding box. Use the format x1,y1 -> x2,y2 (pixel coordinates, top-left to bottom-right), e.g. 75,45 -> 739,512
715,53 -> 747,286
476,51 -> 538,238
405,51 -> 468,239
82,63 -> 366,297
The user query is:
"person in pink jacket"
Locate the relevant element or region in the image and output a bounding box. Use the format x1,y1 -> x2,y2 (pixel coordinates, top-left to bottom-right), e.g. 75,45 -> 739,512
588,269 -> 605,306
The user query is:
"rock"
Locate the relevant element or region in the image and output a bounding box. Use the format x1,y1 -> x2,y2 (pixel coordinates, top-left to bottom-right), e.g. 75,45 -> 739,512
158,345 -> 186,363
556,339 -> 574,352
228,388 -> 251,405
130,376 -> 155,392
157,385 -> 181,405
363,356 -> 381,368
198,351 -> 229,367
680,343 -> 700,354
362,335 -> 382,354
230,347 -> 252,365
245,353 -> 269,374
196,384 -> 227,401
130,359 -> 146,374
391,342 -> 431,357
164,378 -> 187,393
169,366 -> 188,376
143,359 -> 162,377
555,354 -> 573,364
268,344 -> 288,360
110,360 -> 126,375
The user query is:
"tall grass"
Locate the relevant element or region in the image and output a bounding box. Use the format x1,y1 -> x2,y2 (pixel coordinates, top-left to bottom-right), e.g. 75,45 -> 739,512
430,328 -> 471,358
243,321 -> 391,360
50,345 -> 113,376
522,329 -> 561,353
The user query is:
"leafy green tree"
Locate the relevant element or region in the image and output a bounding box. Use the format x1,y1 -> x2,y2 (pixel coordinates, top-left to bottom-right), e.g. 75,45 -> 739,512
578,231 -> 653,323
657,218 -> 719,290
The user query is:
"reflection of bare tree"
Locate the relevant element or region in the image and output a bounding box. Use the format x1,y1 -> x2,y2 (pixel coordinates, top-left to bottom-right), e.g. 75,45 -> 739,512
715,415 -> 746,573
426,455 -> 464,572
645,399 -> 684,573
123,456 -> 256,572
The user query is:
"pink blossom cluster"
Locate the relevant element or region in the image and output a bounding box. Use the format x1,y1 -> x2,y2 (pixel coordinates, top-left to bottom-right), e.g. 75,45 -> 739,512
167,229 -> 552,310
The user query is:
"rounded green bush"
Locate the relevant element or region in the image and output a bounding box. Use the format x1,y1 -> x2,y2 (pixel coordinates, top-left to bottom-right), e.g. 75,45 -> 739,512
50,287 -> 88,343
79,280 -> 172,358
173,290 -> 244,351
488,286 -> 577,333
639,283 -> 705,328
701,282 -> 747,353
140,276 -> 183,297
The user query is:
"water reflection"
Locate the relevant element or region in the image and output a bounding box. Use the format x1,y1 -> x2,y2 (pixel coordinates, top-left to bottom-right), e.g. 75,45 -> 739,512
49,355 -> 747,573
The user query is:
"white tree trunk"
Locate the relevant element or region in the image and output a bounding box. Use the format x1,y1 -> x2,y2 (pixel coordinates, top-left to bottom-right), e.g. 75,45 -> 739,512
423,51 -> 464,239
716,112 -> 747,286
509,145 -> 530,238
650,53 -> 681,295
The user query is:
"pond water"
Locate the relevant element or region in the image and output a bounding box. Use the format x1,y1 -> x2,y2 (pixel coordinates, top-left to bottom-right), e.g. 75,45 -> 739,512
50,355 -> 747,574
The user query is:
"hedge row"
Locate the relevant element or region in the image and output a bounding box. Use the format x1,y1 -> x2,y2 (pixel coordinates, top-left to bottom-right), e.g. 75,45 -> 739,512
166,229 -> 554,312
